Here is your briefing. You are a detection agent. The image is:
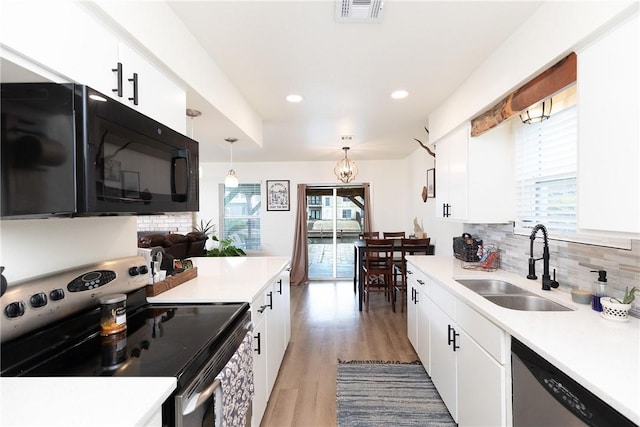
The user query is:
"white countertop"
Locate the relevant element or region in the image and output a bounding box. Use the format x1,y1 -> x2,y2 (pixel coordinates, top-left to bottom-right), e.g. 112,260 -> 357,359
407,255 -> 639,424
0,377 -> 176,426
147,256 -> 291,304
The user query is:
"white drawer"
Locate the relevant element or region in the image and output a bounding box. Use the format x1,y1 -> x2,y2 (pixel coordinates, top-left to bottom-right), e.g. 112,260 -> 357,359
430,278 -> 456,320
456,300 -> 507,363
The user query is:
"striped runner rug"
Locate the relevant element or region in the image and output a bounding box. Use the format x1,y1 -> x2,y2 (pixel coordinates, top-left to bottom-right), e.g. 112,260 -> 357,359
336,360 -> 456,427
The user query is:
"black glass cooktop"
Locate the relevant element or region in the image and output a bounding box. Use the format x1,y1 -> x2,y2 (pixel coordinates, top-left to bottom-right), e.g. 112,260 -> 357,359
1,289 -> 249,387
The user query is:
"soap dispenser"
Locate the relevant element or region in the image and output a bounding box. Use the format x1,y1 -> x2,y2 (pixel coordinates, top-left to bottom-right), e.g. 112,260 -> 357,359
590,270 -> 607,312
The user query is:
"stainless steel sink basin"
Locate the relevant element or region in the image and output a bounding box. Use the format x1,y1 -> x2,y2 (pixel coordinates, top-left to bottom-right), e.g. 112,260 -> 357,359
484,295 -> 572,311
455,279 -> 573,311
455,279 -> 529,295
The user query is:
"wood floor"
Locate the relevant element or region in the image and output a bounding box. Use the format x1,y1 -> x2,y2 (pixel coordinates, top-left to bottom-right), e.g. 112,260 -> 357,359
260,281 -> 418,427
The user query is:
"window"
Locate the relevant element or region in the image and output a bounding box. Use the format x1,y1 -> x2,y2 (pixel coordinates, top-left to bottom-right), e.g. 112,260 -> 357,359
308,196 -> 321,206
219,183 -> 261,252
309,208 -> 321,220
341,209 -> 351,219
515,105 -> 577,237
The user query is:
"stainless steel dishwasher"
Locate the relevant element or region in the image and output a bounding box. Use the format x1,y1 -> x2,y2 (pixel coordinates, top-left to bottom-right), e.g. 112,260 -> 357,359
511,337 -> 635,426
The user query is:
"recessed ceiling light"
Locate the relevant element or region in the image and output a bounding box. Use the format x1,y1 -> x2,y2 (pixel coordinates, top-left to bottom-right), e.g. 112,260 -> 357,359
391,89 -> 409,100
286,94 -> 303,103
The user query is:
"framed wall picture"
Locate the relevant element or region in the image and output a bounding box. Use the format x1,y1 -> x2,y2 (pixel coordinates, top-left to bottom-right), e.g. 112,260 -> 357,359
427,168 -> 436,198
266,180 -> 290,211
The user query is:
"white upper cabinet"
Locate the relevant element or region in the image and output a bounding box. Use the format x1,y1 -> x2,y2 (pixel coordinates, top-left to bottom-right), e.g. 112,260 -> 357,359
435,122 -> 513,223
577,13 -> 639,234
435,124 -> 469,221
1,0 -> 186,134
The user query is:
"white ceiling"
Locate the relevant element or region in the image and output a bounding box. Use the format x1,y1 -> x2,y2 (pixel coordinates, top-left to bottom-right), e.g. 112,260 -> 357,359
168,0 -> 542,163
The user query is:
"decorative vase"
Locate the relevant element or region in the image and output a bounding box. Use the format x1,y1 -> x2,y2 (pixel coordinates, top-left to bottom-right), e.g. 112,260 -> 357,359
600,297 -> 632,322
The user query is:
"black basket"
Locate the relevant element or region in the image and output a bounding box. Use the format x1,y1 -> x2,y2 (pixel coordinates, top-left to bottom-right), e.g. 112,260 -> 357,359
453,233 -> 483,262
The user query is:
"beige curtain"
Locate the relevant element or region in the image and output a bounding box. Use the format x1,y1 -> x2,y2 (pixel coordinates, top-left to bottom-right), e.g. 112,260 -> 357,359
363,183 -> 372,233
290,184 -> 309,286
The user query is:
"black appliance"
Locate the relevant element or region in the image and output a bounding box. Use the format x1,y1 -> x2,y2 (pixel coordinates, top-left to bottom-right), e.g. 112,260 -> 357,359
1,83 -> 199,218
511,337 -> 635,426
1,257 -> 250,427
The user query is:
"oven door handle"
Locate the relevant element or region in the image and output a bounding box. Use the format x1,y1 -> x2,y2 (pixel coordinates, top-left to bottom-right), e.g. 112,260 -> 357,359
182,378 -> 221,416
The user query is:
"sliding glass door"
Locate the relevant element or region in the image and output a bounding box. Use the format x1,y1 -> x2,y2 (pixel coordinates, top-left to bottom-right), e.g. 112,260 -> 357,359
306,186 -> 365,279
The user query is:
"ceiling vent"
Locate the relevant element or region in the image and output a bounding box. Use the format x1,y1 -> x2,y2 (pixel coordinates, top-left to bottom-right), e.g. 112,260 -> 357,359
335,0 -> 384,23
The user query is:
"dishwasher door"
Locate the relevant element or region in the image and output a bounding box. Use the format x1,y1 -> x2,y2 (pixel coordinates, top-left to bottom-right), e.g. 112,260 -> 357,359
511,338 -> 634,427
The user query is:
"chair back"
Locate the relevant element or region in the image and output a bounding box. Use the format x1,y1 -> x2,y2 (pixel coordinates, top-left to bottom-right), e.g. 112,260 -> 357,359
359,231 -> 380,239
364,238 -> 394,272
401,238 -> 431,257
383,231 -> 406,239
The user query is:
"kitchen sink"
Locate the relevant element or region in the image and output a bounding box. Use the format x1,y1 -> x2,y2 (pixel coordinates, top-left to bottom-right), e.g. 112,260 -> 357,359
455,279 -> 573,311
484,295 -> 572,311
455,279 -> 529,295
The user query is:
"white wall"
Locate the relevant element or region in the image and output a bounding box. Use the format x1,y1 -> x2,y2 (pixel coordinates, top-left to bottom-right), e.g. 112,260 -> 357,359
0,217 -> 138,283
197,157 -> 411,257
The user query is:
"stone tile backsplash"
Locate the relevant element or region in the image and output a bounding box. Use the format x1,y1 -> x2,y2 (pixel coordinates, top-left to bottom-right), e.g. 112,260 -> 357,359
464,223 -> 640,311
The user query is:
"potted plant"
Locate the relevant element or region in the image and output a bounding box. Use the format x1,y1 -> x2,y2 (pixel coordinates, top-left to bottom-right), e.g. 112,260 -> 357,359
205,236 -> 246,257
600,287 -> 637,322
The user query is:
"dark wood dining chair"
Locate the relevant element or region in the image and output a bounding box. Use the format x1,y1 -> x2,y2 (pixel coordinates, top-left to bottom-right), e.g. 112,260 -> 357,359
363,238 -> 395,312
359,231 -> 380,239
382,231 -> 406,239
394,238 -> 431,312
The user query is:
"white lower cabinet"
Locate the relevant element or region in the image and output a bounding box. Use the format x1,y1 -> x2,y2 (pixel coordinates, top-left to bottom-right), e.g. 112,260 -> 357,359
406,265 -> 430,373
409,264 -> 509,426
251,270 -> 291,427
457,328 -> 506,426
429,301 -> 458,420
251,292 -> 268,427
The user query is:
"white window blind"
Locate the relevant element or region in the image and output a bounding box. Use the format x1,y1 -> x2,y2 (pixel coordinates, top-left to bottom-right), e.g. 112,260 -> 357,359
515,105 -> 577,236
219,183 -> 262,251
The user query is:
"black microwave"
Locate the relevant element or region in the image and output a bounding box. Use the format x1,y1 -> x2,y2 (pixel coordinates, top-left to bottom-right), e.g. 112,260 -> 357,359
1,83 -> 198,218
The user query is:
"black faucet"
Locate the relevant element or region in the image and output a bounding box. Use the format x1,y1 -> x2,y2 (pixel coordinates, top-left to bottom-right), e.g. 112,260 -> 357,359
527,224 -> 559,290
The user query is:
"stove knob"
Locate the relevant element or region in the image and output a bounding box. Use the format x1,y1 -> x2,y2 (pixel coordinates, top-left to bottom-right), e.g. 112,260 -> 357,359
50,288 -> 65,301
30,292 -> 48,308
5,301 -> 25,318
138,265 -> 149,274
128,267 -> 140,276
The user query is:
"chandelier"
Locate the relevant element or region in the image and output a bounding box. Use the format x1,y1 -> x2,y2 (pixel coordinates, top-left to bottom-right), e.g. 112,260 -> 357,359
520,98 -> 553,124
224,137 -> 239,188
334,146 -> 358,183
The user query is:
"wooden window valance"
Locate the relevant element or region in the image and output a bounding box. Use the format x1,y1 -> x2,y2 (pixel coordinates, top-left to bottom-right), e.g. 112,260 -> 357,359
470,52 -> 577,137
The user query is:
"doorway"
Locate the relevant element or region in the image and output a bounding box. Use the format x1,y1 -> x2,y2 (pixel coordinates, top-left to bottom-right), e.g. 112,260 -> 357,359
306,186 -> 365,279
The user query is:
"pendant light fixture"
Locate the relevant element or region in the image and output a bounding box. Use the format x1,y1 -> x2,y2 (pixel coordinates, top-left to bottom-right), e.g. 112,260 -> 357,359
186,108 -> 202,138
334,146 -> 358,183
520,98 -> 553,124
224,137 -> 239,188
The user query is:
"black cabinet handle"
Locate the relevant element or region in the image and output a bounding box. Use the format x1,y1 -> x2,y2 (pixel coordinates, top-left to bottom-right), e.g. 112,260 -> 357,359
414,290 -> 419,304
267,291 -> 273,310
277,279 -> 283,295
258,304 -> 268,313
417,279 -> 424,285
447,325 -> 460,351
442,203 -> 447,217
411,287 -> 415,302
128,72 -> 138,105
112,62 -> 123,97
254,332 -> 261,354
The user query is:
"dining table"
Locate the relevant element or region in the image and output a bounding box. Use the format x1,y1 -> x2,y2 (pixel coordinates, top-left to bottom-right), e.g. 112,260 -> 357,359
353,238 -> 434,311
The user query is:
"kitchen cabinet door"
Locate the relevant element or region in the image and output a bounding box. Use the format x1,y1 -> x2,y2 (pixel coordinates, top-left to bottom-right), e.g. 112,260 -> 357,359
417,294 -> 431,375
577,13 -> 639,233
406,269 -> 419,352
118,42 -> 187,134
435,124 -> 468,221
251,298 -> 268,427
457,329 -> 506,427
429,301 -> 458,421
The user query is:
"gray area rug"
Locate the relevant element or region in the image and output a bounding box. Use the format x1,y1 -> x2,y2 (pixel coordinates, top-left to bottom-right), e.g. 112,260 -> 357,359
336,360 -> 456,427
